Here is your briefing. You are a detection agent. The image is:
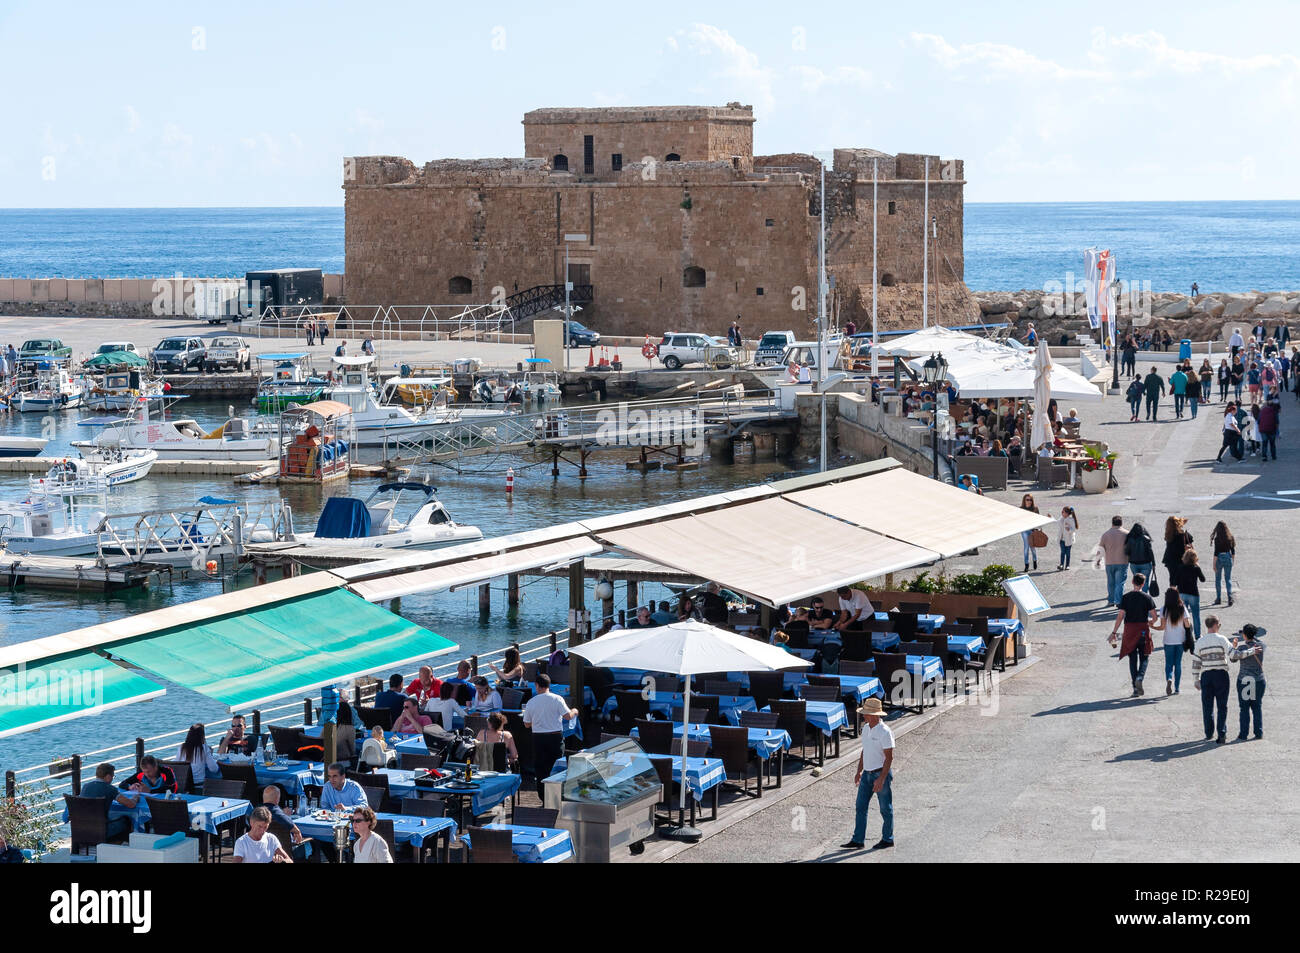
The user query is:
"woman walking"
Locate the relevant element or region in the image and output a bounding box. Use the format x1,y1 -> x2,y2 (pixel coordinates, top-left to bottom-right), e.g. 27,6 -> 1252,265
1199,359 -> 1213,404
1151,587 -> 1192,695
1176,547 -> 1206,638
1211,521 -> 1235,606
1217,359 -> 1230,403
1020,494 -> 1040,573
1125,377 -> 1143,422
1057,506 -> 1078,570
1161,516 -> 1193,589
1124,521 -> 1156,593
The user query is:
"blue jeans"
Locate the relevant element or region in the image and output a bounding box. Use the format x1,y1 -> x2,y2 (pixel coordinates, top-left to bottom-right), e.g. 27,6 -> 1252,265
1059,541 -> 1072,567
851,769 -> 893,844
1189,396 -> 1198,418
1162,644 -> 1183,691
1182,594 -> 1201,638
1201,669 -> 1229,737
1128,563 -> 1153,594
1145,394 -> 1159,419
1128,396 -> 1141,417
1021,532 -> 1037,568
1214,553 -> 1233,602
1105,564 -> 1128,605
1174,393 -> 1185,416
1128,646 -> 1150,684
1237,675 -> 1265,738
1262,432 -> 1277,459
1234,382 -> 1243,402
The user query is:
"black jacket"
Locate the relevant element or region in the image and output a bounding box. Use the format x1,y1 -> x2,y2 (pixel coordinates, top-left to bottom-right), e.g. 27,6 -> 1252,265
1124,532 -> 1155,566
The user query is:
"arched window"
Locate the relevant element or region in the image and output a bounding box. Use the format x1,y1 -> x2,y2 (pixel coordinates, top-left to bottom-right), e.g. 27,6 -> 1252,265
665,153 -> 681,162
880,273 -> 896,287
683,266 -> 705,288
552,154 -> 569,172
448,275 -> 473,295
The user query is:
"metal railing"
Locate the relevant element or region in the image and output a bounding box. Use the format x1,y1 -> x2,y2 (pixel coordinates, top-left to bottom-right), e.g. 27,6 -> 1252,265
4,628 -> 571,829
93,500 -> 294,566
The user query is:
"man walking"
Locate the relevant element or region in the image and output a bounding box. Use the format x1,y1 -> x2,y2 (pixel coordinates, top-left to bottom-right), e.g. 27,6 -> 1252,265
1193,614 -> 1233,744
1216,402 -> 1242,463
1142,366 -> 1165,421
1100,516 -> 1129,606
1229,327 -> 1244,361
841,698 -> 894,851
1229,622 -> 1266,741
1258,397 -> 1280,461
1170,365 -> 1187,418
1109,573 -> 1157,696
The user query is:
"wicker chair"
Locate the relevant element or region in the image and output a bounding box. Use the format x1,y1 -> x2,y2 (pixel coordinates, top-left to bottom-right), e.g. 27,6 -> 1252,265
402,797 -> 446,817
634,718 -> 673,755
746,671 -> 786,710
738,711 -> 779,729
838,660 -> 875,677
512,806 -> 558,828
708,725 -> 762,798
64,794 -> 129,855
768,699 -> 815,762
467,826 -> 518,863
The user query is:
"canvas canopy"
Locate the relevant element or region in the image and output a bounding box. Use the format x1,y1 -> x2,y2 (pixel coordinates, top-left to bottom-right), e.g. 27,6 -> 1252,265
0,651 -> 164,739
85,350 -> 148,367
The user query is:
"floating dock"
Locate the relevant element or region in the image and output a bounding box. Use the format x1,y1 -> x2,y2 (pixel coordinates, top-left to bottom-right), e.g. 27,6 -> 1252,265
0,553 -> 171,592
0,457 -> 274,475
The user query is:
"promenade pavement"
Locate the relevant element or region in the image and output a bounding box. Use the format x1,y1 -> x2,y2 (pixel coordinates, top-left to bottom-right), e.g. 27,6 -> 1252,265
676,382 -> 1298,862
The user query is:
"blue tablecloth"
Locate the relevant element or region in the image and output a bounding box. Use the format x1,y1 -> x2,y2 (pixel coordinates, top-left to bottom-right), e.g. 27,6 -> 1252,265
806,629 -> 902,651
906,654 -> 945,681
763,702 -> 846,737
632,723 -> 791,761
296,811 -> 457,850
875,611 -> 945,632
551,754 -> 724,800
600,692 -> 757,726
214,755 -> 319,798
67,793 -> 251,835
947,635 -> 985,659
393,734 -> 431,767
987,618 -> 1022,637
368,768 -> 422,800
725,670 -> 812,693
872,632 -> 902,650
796,674 -> 883,702
465,824 -> 573,863
418,771 -> 522,816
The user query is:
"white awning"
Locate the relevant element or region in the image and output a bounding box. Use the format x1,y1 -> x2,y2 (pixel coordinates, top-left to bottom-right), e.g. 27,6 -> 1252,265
347,539 -> 604,602
785,467 -> 1053,558
597,497 -> 939,607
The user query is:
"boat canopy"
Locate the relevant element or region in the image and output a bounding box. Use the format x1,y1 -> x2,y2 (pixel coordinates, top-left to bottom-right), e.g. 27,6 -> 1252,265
332,355 -> 375,367
85,350 -> 148,367
316,496 -> 371,539
294,400 -> 354,420
255,352 -> 309,362
376,482 -> 435,496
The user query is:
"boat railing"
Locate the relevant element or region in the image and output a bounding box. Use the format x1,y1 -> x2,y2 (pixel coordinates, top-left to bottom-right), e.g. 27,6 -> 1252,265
3,628 -> 571,827
92,499 -> 293,565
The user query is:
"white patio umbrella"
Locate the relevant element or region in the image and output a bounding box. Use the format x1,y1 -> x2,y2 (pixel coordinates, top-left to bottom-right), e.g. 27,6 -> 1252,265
568,619 -> 810,834
1030,339 -> 1055,450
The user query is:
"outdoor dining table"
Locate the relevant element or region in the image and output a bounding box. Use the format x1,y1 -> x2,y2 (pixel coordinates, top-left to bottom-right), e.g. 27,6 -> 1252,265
907,654 -> 945,681
463,824 -> 574,863
367,768 -> 422,800
875,611 -> 946,632
985,618 -> 1024,664
947,635 -> 986,659
762,701 -> 846,764
295,810 -> 458,863
66,792 -> 251,863
415,769 -> 523,828
725,670 -> 812,692
215,754 -> 317,799
600,691 -> 757,726
632,721 -> 790,793
807,629 -> 903,651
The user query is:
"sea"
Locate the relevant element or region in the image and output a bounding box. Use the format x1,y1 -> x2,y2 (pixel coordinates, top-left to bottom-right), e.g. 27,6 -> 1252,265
2,201 -> 1300,292
2,199 -> 1298,775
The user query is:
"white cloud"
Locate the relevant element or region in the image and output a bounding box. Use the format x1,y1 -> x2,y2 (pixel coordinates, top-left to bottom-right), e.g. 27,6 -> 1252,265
678,24 -> 776,114
791,65 -> 874,94
1109,31 -> 1300,76
125,105 -> 141,134
911,32 -> 1107,81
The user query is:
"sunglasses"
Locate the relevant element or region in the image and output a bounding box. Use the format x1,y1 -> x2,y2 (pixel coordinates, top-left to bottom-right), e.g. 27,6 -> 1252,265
352,816 -> 368,824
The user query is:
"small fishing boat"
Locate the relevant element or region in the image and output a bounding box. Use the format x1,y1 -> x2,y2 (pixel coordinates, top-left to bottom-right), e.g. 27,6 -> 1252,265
0,436 -> 49,457
31,448 -> 158,495
293,483 -> 483,551
0,490 -> 105,556
85,369 -> 166,412
255,353 -> 326,413
14,366 -> 85,412
80,401 -> 278,461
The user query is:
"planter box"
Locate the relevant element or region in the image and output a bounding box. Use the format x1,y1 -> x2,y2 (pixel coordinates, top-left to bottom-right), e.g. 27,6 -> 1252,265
1080,467 -> 1109,494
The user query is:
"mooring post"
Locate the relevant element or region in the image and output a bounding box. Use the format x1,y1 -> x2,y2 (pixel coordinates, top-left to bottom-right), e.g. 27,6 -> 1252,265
507,573 -> 519,606
479,583 -> 491,614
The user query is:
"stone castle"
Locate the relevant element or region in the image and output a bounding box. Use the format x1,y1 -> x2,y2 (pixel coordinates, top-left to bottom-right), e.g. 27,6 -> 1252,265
343,104 -> 977,335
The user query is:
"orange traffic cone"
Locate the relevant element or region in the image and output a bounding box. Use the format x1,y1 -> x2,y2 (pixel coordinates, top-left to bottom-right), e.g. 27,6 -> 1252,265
598,347 -> 610,368
587,347 -> 595,368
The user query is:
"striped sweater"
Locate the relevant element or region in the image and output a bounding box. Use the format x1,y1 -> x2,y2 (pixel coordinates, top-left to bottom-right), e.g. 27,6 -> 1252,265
1192,632 -> 1233,676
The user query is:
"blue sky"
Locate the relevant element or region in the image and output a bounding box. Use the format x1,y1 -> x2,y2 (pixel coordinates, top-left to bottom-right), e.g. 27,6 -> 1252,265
3,0 -> 1297,206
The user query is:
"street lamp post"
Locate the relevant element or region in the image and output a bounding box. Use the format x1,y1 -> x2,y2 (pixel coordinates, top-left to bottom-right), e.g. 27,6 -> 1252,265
921,351 -> 949,480
561,233 -> 588,371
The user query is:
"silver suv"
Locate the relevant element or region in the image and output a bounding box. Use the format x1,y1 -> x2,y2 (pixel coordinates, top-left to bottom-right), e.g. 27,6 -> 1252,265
657,332 -> 741,370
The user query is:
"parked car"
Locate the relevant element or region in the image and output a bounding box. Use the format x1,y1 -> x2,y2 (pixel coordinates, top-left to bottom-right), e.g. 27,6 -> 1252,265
96,342 -> 139,356
204,335 -> 252,372
151,336 -> 207,373
753,330 -> 796,366
19,338 -> 72,368
565,320 -> 601,347
657,332 -> 741,370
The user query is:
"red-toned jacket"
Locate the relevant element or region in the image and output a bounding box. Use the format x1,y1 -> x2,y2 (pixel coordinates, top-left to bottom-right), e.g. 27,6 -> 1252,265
405,677 -> 442,703
118,765 -> 178,796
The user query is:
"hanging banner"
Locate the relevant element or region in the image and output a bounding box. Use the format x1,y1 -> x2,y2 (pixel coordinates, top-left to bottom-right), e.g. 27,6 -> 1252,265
1084,247 -> 1117,342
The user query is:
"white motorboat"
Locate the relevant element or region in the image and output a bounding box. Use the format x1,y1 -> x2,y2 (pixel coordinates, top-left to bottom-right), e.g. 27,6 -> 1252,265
85,370 -> 166,412
0,436 -> 49,457
293,482 -> 483,551
80,402 -> 278,462
14,367 -> 85,412
30,448 -> 158,495
0,491 -> 104,556
325,356 -> 508,445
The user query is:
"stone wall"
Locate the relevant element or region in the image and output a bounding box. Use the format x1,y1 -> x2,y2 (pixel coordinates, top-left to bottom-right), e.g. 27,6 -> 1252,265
0,275 -> 344,318
974,289 -> 1300,343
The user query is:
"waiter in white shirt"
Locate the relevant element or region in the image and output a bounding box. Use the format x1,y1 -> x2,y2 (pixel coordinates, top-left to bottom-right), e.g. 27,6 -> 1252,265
522,674 -> 579,795
841,698 -> 894,851
833,585 -> 875,632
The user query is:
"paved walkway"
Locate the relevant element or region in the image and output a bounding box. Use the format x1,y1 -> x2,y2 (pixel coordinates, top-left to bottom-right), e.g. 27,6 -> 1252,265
675,386 -> 1298,862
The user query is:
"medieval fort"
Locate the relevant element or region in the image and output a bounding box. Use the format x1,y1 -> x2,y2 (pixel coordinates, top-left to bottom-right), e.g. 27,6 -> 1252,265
343,103 -> 977,335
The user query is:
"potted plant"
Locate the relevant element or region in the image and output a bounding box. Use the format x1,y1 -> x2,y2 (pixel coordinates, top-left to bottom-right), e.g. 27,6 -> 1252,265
1079,445 -> 1117,494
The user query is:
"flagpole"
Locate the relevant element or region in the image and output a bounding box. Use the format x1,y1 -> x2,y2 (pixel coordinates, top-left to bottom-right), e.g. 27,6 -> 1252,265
922,157 -> 929,328
871,158 -> 879,378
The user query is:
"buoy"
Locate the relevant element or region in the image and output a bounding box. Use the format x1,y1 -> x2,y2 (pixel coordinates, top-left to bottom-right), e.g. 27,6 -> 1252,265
505,467 -> 515,495
205,560 -> 218,574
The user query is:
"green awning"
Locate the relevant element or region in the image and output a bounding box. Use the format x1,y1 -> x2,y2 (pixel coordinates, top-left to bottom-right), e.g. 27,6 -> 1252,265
108,588 -> 457,710
0,652 -> 165,739
85,350 -> 148,367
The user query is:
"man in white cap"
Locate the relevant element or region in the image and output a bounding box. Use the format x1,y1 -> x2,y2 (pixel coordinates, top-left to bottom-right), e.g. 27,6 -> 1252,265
841,697 -> 894,851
